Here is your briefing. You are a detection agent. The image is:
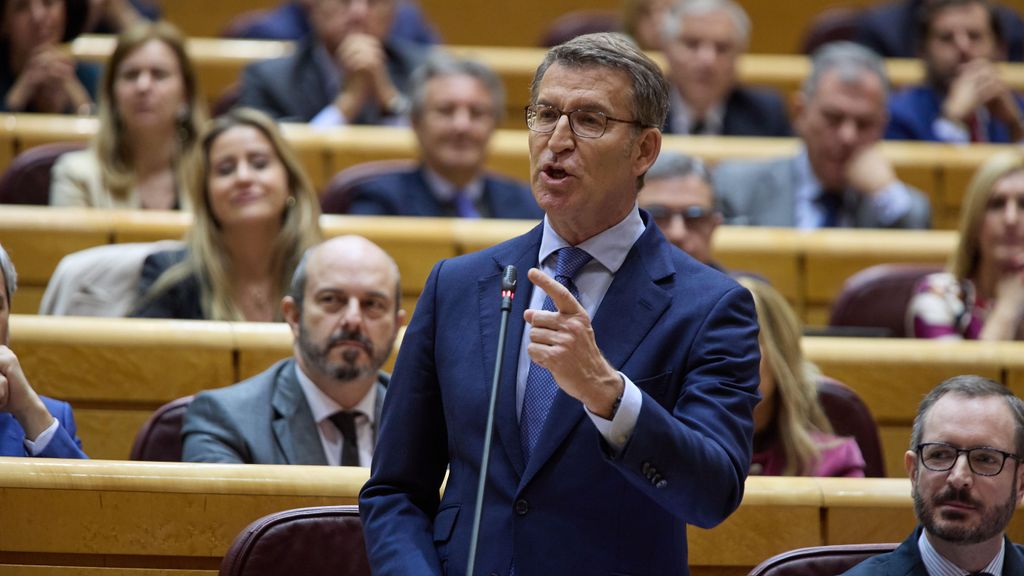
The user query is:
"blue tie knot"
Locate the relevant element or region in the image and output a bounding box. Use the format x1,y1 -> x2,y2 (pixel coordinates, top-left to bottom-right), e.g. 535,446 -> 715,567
552,246 -> 592,286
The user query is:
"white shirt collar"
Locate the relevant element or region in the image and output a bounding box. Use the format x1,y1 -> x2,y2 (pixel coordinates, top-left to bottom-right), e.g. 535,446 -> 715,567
422,166 -> 484,203
538,204 -> 645,276
294,362 -> 377,425
669,85 -> 725,135
918,529 -> 1005,576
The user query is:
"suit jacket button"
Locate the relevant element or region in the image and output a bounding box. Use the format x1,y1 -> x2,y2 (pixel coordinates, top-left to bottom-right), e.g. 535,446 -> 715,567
515,499 -> 529,515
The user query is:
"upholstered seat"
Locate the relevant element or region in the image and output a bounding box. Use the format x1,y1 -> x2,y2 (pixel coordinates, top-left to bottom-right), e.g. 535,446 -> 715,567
829,263 -> 945,338
220,505 -> 370,576
129,395 -> 194,462
818,377 -> 885,477
0,142 -> 85,205
749,543 -> 898,576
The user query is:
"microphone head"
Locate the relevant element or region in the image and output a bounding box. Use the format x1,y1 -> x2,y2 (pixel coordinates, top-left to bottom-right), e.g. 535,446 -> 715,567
501,265 -> 517,294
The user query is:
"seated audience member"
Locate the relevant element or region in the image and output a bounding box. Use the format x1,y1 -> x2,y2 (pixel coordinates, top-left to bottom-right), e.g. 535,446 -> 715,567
714,42 -> 931,229
346,54 -> 542,219
0,244 -> 86,458
229,0 -> 439,45
0,0 -> 98,114
50,21 -> 206,210
637,151 -> 723,268
622,0 -> 671,51
842,375 -> 1024,575
661,0 -> 791,137
237,0 -> 425,125
132,108 -> 322,321
183,235 -> 404,465
887,0 -> 1024,143
909,150 -> 1024,340
856,0 -> 1024,62
739,277 -> 865,477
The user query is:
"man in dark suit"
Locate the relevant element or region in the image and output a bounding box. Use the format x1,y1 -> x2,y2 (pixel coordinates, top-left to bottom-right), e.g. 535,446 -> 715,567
714,42 -> 931,229
856,0 -> 1024,62
886,0 -> 1024,143
843,375 -> 1024,575
360,33 -> 761,575
660,0 -> 791,137
0,244 -> 85,458
346,54 -> 542,219
236,0 -> 422,125
182,236 -> 404,466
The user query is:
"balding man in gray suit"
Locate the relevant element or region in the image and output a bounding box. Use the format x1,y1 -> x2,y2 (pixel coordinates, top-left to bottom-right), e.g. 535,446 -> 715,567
182,236 -> 405,466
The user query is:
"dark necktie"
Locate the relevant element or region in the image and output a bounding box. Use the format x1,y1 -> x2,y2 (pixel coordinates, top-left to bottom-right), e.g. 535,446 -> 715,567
520,246 -> 593,460
328,410 -> 362,466
689,118 -> 706,135
818,190 -> 843,228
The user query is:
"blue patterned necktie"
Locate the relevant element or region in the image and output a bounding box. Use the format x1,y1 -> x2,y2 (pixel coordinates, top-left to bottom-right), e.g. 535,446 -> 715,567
519,246 -> 593,461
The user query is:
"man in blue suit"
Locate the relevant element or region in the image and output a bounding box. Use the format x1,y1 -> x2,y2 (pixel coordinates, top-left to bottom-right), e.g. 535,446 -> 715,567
346,54 -> 542,219
843,375 -> 1024,575
360,33 -> 761,575
0,244 -> 85,458
886,0 -> 1024,143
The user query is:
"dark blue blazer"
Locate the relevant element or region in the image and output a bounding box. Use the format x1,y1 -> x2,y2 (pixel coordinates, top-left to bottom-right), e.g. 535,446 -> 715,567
841,526 -> 1024,575
856,0 -> 1024,62
664,85 -> 792,137
0,396 -> 86,458
232,1 -> 440,45
237,36 -> 422,124
886,85 -> 1024,143
360,214 -> 761,575
346,167 -> 543,219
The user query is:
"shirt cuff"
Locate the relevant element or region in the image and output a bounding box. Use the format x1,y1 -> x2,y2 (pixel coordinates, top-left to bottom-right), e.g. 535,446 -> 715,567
870,180 -> 914,226
310,104 -> 348,128
23,417 -> 59,455
932,117 -> 971,144
586,373 -> 641,454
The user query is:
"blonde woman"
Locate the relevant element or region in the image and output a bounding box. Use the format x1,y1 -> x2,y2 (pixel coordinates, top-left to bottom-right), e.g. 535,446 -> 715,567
909,150 -> 1024,340
132,108 -> 321,321
50,21 -> 206,209
739,277 -> 865,477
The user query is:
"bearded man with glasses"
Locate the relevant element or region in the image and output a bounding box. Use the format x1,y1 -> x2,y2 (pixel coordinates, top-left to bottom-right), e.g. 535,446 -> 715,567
843,375 -> 1024,575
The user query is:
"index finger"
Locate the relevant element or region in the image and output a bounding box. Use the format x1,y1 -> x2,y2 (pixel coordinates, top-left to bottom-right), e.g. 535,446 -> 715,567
528,267 -> 585,314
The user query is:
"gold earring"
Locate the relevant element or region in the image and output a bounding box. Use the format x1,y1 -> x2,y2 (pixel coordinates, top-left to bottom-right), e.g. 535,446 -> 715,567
286,196 -> 296,208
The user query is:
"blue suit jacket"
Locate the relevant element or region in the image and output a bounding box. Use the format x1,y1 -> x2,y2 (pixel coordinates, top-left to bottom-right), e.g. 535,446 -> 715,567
347,167 -> 543,219
842,526 -> 1024,575
855,0 -> 1024,61
887,85 -> 1024,143
663,85 -> 792,137
0,396 -> 86,458
360,214 -> 761,575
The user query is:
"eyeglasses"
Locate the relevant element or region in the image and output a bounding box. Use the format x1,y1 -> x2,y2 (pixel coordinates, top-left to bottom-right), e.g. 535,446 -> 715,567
645,204 -> 717,227
524,104 -> 644,139
916,442 -> 1021,477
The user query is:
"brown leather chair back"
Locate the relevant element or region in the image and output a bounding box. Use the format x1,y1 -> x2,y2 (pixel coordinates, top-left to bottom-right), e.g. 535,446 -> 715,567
800,7 -> 862,54
0,142 -> 86,205
829,263 -> 945,338
818,377 -> 885,477
129,395 -> 194,462
321,159 -> 419,214
539,10 -> 621,47
749,543 -> 898,576
220,505 -> 370,576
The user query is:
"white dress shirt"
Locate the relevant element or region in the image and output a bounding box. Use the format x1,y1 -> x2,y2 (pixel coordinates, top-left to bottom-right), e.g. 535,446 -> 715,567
294,363 -> 377,467
919,529 -> 1004,576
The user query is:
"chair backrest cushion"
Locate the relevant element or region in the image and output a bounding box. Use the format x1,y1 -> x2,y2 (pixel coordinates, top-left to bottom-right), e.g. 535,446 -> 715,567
220,505 -> 370,576
321,159 -> 419,214
818,377 -> 886,477
829,263 -> 945,338
749,543 -> 899,576
0,142 -> 86,205
129,395 -> 194,462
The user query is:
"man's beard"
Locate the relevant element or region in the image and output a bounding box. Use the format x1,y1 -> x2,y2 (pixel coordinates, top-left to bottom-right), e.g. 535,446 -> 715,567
298,324 -> 384,383
913,477 -> 1018,545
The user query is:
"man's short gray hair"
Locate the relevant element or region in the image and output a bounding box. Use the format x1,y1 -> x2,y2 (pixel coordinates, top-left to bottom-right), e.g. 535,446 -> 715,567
662,0 -> 751,48
802,41 -> 891,101
0,243 -> 16,302
530,32 -> 669,132
910,375 -> 1024,456
646,151 -> 712,185
410,52 -> 506,121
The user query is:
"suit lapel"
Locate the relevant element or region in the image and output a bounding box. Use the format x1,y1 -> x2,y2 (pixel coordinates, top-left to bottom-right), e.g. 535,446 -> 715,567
271,363 -> 328,465
478,225 -> 542,478
520,220 -> 673,487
